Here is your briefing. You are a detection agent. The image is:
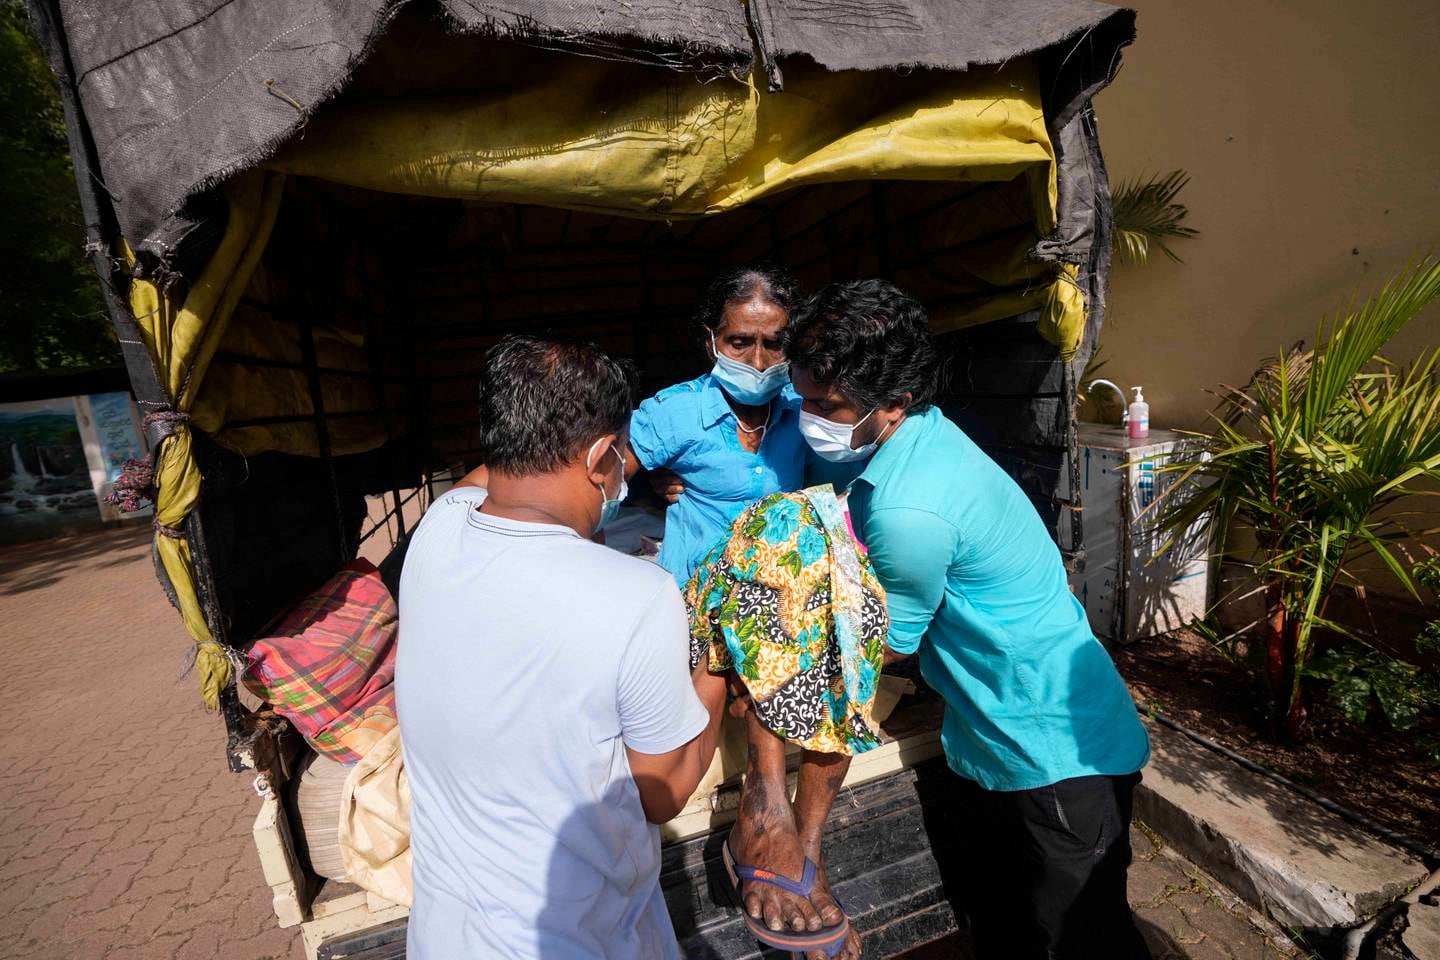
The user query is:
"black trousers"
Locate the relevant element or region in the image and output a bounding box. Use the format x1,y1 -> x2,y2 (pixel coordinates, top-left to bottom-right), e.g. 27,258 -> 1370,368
950,771 -> 1152,960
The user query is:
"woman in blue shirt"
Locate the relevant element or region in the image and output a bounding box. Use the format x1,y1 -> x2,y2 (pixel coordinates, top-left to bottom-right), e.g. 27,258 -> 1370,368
627,267 -> 869,958
625,265 -> 810,587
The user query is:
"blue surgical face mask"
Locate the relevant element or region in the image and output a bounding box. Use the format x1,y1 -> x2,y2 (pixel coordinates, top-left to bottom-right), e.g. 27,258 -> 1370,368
710,332 -> 790,406
587,439 -> 628,532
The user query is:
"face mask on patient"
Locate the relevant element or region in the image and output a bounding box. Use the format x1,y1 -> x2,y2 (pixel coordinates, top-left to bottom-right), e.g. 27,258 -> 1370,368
710,331 -> 790,405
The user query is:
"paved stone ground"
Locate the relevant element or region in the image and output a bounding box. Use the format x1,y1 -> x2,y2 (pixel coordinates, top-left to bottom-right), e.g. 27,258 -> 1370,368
0,524 -> 1300,960
0,525 -> 304,959
901,823 -> 1302,960
1127,823 -> 1302,960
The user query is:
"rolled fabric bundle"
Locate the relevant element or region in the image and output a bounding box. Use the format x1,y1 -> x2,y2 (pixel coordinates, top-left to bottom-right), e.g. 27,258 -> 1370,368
685,486 -> 890,756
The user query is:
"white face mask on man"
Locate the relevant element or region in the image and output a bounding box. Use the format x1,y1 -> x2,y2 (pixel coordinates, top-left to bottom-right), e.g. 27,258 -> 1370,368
798,408 -> 896,462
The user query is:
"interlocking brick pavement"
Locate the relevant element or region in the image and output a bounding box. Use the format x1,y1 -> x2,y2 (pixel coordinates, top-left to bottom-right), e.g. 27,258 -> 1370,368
0,526 -> 303,959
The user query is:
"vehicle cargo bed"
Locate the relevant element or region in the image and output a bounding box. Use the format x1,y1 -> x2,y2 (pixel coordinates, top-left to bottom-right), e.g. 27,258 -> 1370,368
317,761 -> 965,959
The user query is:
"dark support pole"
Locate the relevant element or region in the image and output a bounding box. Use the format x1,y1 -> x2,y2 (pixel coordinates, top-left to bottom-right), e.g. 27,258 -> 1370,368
637,254 -> 654,387
1063,360 -> 1086,572
871,181 -> 890,276
401,260 -> 437,503
355,238 -> 405,540
296,306 -> 351,566
28,0 -> 170,438
29,0 -> 248,758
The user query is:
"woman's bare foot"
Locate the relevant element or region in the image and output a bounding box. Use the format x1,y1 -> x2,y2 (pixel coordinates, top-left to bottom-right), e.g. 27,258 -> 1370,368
795,749 -> 859,959
728,712 -> 824,934
798,845 -> 862,960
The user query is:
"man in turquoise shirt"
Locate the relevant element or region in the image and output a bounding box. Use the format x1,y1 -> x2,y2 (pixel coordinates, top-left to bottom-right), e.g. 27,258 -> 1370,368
787,279 -> 1151,959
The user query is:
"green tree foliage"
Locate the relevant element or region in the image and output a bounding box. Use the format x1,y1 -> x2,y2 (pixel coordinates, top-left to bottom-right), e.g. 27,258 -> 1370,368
0,1 -> 117,373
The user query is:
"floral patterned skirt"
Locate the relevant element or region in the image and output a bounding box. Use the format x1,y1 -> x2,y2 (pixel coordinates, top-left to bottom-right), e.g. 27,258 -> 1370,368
684,486 -> 890,755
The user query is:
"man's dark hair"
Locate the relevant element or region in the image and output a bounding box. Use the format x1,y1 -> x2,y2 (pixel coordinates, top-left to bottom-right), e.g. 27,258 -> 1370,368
693,263 -> 803,345
478,335 -> 637,475
785,279 -> 943,413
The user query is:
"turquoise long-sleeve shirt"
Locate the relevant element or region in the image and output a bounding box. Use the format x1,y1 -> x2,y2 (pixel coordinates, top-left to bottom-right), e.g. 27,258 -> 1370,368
847,406 -> 1150,791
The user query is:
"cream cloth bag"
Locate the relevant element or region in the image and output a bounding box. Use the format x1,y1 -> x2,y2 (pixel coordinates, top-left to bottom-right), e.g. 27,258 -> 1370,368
338,726 -> 412,906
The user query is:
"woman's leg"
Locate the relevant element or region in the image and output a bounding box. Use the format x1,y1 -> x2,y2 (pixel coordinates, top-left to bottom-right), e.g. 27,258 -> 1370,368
726,709 -> 824,934
793,750 -> 861,960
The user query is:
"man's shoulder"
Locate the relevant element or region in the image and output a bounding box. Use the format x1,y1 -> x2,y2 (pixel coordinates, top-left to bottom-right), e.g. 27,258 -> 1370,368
874,411 -> 968,488
918,407 -> 973,450
573,541 -> 682,605
864,411 -> 982,523
406,487 -> 483,547
433,486 -> 488,509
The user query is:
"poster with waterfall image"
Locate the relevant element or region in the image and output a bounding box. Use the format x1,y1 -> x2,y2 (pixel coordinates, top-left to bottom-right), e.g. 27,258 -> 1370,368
0,399 -> 100,543
87,391 -> 149,517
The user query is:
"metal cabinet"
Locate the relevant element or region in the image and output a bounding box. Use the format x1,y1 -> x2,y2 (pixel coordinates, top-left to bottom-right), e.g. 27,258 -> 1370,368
1063,425 -> 1211,644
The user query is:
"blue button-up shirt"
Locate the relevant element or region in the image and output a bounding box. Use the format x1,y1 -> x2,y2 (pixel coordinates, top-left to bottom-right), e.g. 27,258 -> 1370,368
629,374 -> 807,587
848,406 -> 1150,791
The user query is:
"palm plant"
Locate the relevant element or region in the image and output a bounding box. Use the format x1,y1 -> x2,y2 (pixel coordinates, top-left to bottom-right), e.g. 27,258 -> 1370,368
1150,256 -> 1440,741
1111,170 -> 1198,265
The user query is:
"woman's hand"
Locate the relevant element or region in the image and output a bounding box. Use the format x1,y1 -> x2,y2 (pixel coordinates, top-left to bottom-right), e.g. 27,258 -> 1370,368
648,468 -> 685,504
725,673 -> 753,718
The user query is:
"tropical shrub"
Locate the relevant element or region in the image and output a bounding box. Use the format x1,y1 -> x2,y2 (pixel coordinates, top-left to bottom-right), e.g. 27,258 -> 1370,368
1152,257 -> 1440,741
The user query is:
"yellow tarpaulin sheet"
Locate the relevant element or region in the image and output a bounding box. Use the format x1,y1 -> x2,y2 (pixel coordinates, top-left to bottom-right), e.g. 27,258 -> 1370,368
269,55 -> 1086,355
129,170 -> 285,708
128,55 -> 1092,705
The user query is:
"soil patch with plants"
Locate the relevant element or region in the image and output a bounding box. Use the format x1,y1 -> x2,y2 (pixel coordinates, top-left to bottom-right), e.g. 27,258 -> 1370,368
1115,627 -> 1440,847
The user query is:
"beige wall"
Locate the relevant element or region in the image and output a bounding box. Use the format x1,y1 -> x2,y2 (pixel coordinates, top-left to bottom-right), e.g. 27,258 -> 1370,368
1093,0 -> 1440,431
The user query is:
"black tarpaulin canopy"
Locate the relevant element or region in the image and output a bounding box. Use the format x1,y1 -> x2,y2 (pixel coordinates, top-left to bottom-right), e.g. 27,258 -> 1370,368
33,0 -> 1133,272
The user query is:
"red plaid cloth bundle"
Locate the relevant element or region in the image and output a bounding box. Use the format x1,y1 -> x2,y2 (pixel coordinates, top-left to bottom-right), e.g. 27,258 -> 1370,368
244,559 -> 398,765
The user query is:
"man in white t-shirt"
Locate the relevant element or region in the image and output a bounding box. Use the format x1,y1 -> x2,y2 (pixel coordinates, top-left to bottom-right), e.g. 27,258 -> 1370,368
397,335 -> 727,959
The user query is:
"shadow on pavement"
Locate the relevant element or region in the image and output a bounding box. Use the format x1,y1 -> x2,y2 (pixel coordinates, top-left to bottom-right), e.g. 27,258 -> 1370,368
0,522 -> 152,596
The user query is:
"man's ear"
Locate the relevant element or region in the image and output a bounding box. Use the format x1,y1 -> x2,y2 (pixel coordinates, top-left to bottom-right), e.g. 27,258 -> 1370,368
886,392 -> 914,418
872,392 -> 912,443
584,434 -> 619,483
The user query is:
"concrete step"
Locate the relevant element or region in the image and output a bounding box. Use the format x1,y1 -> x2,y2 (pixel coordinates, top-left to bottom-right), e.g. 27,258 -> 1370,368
1134,717 -> 1430,935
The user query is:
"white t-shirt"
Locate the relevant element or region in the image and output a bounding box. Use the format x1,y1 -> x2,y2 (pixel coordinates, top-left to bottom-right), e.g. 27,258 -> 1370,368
396,488 -> 708,959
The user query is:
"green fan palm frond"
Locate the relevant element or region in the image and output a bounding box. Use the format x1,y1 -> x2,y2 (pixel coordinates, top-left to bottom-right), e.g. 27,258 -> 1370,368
1112,170 -> 1199,265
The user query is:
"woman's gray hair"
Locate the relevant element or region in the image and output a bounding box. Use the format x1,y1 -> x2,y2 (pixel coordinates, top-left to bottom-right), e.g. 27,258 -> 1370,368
693,263 -> 803,344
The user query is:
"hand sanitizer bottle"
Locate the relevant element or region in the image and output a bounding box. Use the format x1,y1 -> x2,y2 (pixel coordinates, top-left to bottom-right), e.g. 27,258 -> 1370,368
1128,386 -> 1150,440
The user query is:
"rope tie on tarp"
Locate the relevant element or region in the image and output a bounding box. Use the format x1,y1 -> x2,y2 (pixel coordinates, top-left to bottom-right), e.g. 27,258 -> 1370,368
105,411 -> 191,538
